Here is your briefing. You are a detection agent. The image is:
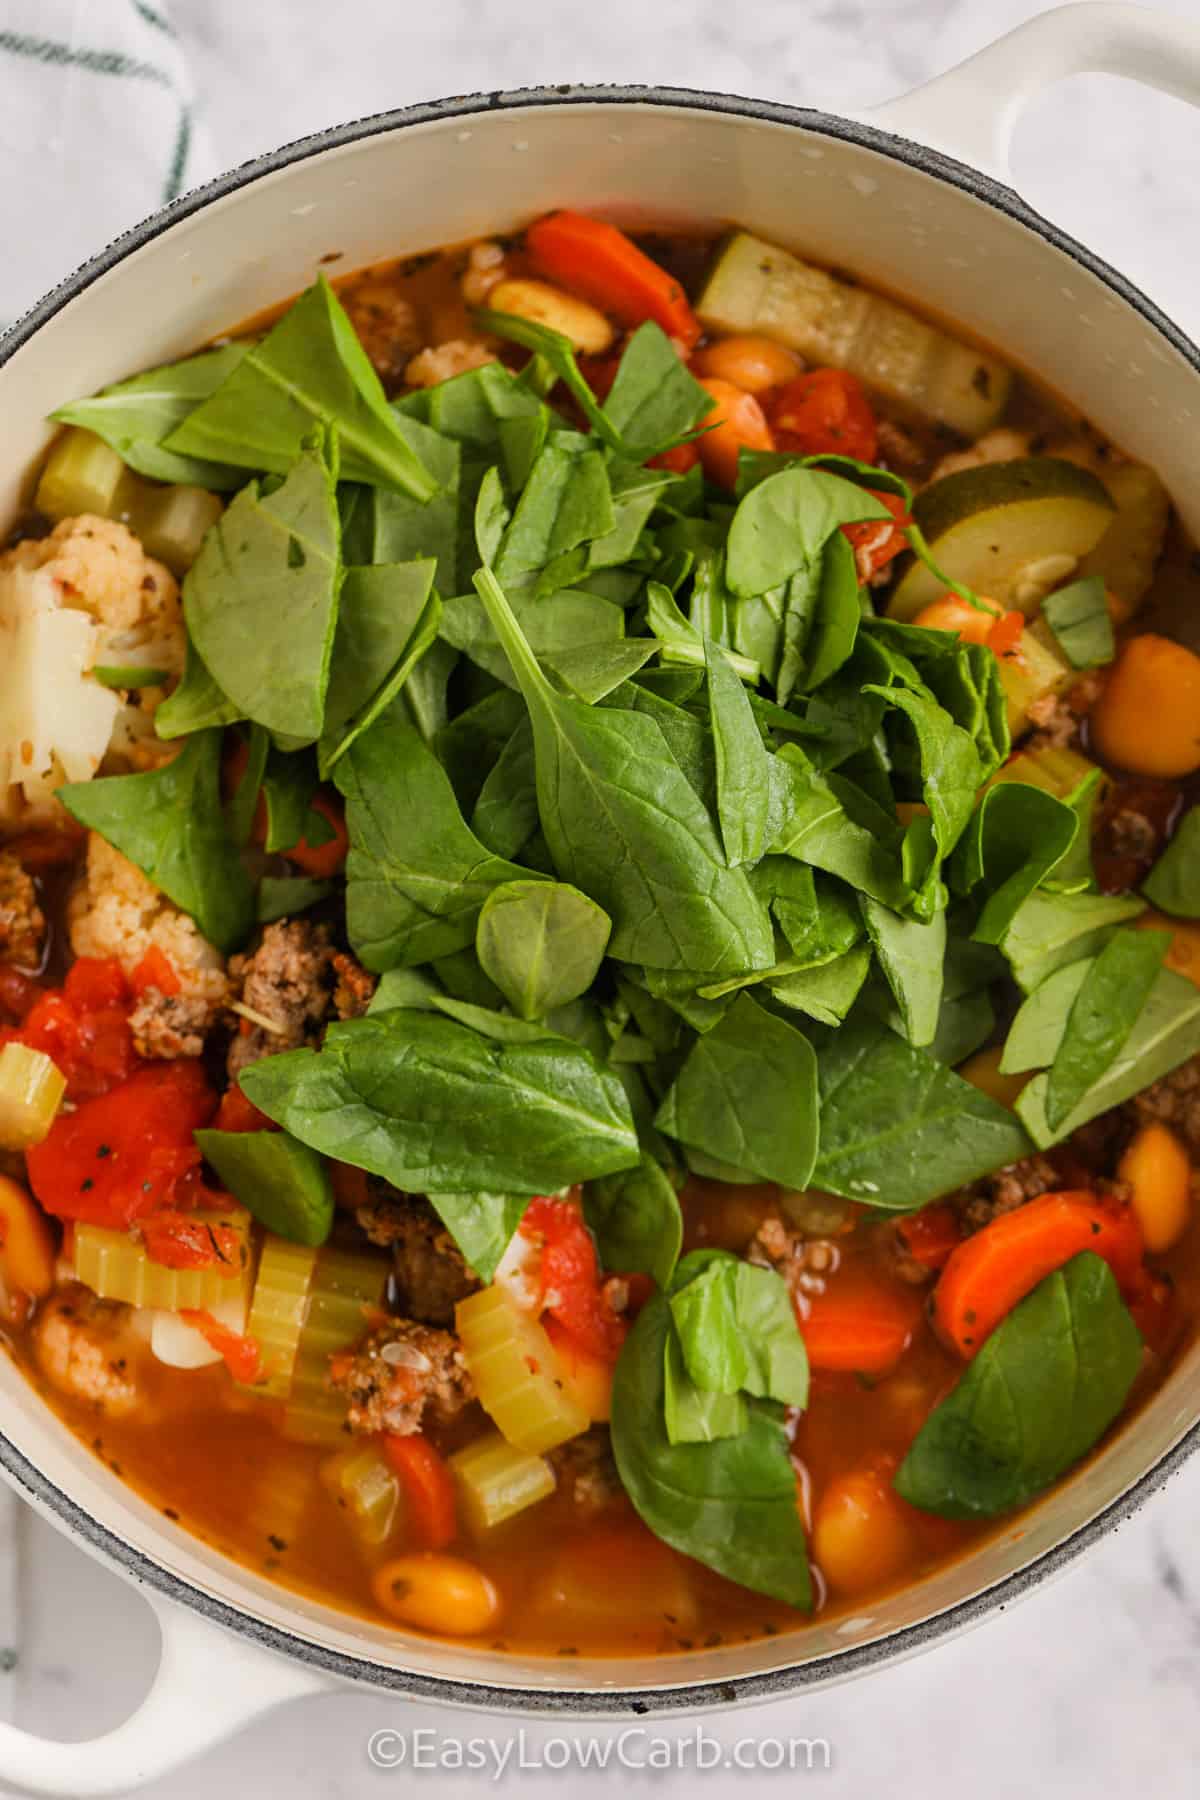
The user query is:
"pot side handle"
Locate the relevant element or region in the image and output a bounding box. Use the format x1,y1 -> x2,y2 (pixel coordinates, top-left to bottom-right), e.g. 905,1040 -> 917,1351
866,1 -> 1200,183
0,1590 -> 329,1796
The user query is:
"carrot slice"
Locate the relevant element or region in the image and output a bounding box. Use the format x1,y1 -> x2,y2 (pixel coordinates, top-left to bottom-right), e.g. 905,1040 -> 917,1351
931,1190 -> 1144,1359
799,1278 -> 923,1376
383,1434 -> 459,1551
527,210 -> 701,347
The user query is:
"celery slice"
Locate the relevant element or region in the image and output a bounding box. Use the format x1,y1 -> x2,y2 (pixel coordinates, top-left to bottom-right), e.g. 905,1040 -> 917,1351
91,665 -> 172,690
319,1442 -> 401,1551
997,619 -> 1074,738
129,482 -> 224,576
281,1245 -> 388,1445
241,1235 -> 319,1397
0,1044 -> 65,1149
36,427 -> 139,523
456,1286 -> 589,1454
449,1430 -> 555,1535
74,1214 -> 252,1312
991,744 -> 1100,799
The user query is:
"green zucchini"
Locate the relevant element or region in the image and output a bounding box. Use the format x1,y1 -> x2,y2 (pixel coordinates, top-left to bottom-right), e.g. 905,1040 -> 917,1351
1077,461 -> 1169,617
889,457 -> 1115,620
695,230 -> 1012,436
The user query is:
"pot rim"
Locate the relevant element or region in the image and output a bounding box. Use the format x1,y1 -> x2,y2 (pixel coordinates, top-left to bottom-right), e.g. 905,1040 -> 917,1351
2,79 -> 1199,1714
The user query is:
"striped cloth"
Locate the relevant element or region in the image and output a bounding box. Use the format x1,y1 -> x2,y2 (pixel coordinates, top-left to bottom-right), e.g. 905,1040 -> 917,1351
0,0 -> 214,330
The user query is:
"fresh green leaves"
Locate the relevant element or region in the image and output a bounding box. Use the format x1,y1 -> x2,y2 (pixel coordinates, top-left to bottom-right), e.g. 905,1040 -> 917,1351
318,560 -> 439,774
861,896 -> 946,1048
194,1129 -> 334,1246
1043,929 -> 1169,1130
896,1254 -> 1142,1518
424,1191 -> 530,1283
1041,576 -> 1114,669
584,1155 -> 683,1292
240,1004 -> 640,1196
655,994 -> 819,1189
60,730 -> 253,952
53,343 -> 251,489
1000,889 -> 1146,993
706,638 -> 770,866
669,1252 -> 809,1418
725,466 -> 888,597
475,880 -> 612,1020
1143,810 -> 1200,918
952,781 -> 1080,944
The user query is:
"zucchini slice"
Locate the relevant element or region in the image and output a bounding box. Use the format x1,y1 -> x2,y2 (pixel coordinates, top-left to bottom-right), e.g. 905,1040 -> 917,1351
890,457 -> 1115,620
1077,461 -> 1169,619
695,231 -> 1012,436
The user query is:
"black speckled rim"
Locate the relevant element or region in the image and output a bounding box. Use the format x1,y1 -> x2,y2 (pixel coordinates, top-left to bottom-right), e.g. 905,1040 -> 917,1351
3,82 -> 1200,1718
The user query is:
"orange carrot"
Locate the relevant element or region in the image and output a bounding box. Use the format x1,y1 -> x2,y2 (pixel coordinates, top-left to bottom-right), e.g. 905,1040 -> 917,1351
913,593 -> 1003,643
383,1434 -> 459,1551
799,1278 -> 922,1375
526,210 -> 701,347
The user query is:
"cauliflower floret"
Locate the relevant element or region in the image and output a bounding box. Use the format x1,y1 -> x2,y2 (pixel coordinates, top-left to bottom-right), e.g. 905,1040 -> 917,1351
0,517 -> 184,827
68,835 -> 229,1056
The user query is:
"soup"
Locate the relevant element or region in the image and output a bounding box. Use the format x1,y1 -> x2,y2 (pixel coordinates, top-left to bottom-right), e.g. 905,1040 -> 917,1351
1,211 -> 1198,1657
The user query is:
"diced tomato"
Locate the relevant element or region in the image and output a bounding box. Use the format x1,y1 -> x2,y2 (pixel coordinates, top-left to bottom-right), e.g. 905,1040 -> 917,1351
894,1203 -> 961,1273
527,210 -> 701,348
648,441 -> 701,475
212,1085 -> 275,1133
0,965 -> 43,1023
520,1196 -> 628,1362
64,957 -> 129,1011
179,1310 -> 262,1384
842,490 -> 912,582
986,609 -> 1025,657
129,946 -> 182,998
284,792 -> 348,880
26,1061 -> 217,1228
20,970 -> 137,1101
382,1434 -> 458,1550
330,1160 -> 370,1210
139,1211 -> 247,1273
768,368 -> 879,462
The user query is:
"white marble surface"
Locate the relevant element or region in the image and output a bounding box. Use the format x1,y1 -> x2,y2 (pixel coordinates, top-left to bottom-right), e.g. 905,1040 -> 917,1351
7,0 -> 1200,1793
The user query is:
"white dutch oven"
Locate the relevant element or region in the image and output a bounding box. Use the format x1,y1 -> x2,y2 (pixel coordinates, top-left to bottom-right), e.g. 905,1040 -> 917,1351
2,4 -> 1200,1790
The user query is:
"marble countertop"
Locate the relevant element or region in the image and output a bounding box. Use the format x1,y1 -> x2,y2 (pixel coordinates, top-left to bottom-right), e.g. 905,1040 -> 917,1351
6,0 -> 1200,1793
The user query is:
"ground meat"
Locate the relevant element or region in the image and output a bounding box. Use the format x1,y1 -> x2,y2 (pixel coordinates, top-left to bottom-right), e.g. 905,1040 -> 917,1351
929,426 -> 1032,484
341,278 -> 423,390
954,1153 -> 1060,1233
405,339 -> 496,388
225,920 -> 338,1078
1026,672 -> 1105,755
32,1287 -> 155,1421
0,848 -> 45,970
746,1215 -> 839,1300
357,1185 -> 480,1327
329,1318 -> 475,1437
549,1428 -> 621,1518
1130,1055 -> 1200,1158
128,987 -> 217,1060
876,417 -> 930,478
332,950 -> 376,1020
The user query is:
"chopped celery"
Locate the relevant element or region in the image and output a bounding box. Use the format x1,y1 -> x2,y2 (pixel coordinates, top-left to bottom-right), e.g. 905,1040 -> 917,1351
74,1215 -> 252,1311
36,427 -> 138,523
997,618 -> 1075,737
991,744 -> 1100,800
241,1234 -> 319,1397
0,1044 -> 65,1149
456,1285 -> 589,1454
130,482 -> 224,576
319,1442 -> 402,1552
91,664 -> 172,690
449,1430 -> 556,1535
281,1245 -> 389,1445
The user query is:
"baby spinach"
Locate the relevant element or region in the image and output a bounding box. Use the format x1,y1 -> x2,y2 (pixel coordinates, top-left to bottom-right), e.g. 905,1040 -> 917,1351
165,277 -> 436,498
1000,889 -> 1146,993
183,437 -> 342,744
470,721 -> 538,860
318,560 -> 439,774
801,531 -> 863,694
475,879 -> 612,1020
260,746 -> 329,854
424,1190 -> 531,1283
1143,809 -> 1200,918
1044,928 -> 1170,1130
473,566 -> 773,976
867,684 -> 981,859
768,751 -> 908,910
334,702 -> 542,970
655,993 -> 819,1190
423,360 -> 548,454
1041,576 -> 1114,669
1018,966 -> 1200,1146
812,1015 -> 1033,1208
60,729 -> 254,952
194,1128 -> 334,1246
725,466 -> 889,598
669,1251 -> 809,1409
53,342 -> 251,489
585,1154 -> 683,1292
766,943 -> 873,1025
340,416 -> 462,592
602,321 -> 716,454
154,638 -> 242,739
895,1254 -> 1142,1518
611,1286 -> 812,1608
951,781 -> 1079,944
706,637 -> 771,868
494,438 -> 614,582
1000,959 -> 1091,1075
440,585 -> 625,688
256,875 -> 333,924
861,896 -> 946,1048
664,1335 -> 748,1444
241,1005 -> 640,1196
545,640 -> 657,702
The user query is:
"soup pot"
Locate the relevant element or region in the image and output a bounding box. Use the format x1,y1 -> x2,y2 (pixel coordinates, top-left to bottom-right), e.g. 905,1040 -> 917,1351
3,4 -> 1200,1789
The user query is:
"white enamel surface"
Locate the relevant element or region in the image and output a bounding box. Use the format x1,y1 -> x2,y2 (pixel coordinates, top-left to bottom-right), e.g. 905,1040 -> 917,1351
3,8 -> 1200,1781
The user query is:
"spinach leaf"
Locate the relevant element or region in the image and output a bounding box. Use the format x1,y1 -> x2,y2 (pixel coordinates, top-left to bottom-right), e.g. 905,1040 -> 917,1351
341,416 -> 462,592
866,684 -> 981,859
768,750 -> 907,909
60,729 -> 253,952
812,1015 -> 1033,1208
1044,929 -> 1170,1130
367,966 -> 444,1015
1000,889 -> 1146,993
260,746 -> 328,854
585,1154 -> 683,1292
424,1191 -> 530,1283
256,875 -> 334,924
664,1335 -> 748,1444
1143,809 -> 1200,918
1041,576 -> 1114,669
861,896 -> 946,1047
53,343 -> 251,488
334,702 -> 542,970
802,531 -> 863,693
610,1289 -> 812,1608
154,636 -> 242,739
1000,959 -> 1092,1074
241,1005 -> 640,1195
183,437 -> 342,744
399,637 -> 459,744
753,864 -> 863,965
587,462 -> 673,571
725,466 -> 888,598
1017,966 -> 1200,1147
655,993 -> 819,1189
774,564 -> 821,708
440,585 -> 625,688
602,321 -> 715,453
194,1128 -> 333,1246
495,439 -> 614,582
669,1251 -> 809,1407
474,567 -> 773,976
546,639 -> 657,702
318,560 -> 439,775
470,720 -> 538,860
895,1254 -> 1141,1518
227,723 -> 269,847
425,360 -> 549,453
951,781 -> 1079,944
165,277 -> 436,497
765,943 -> 873,1025
475,879 -> 612,1020
706,638 -> 770,868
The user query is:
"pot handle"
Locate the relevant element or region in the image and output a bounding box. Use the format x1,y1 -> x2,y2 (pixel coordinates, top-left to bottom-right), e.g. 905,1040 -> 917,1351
0,1588 -> 329,1796
866,1 -> 1200,183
